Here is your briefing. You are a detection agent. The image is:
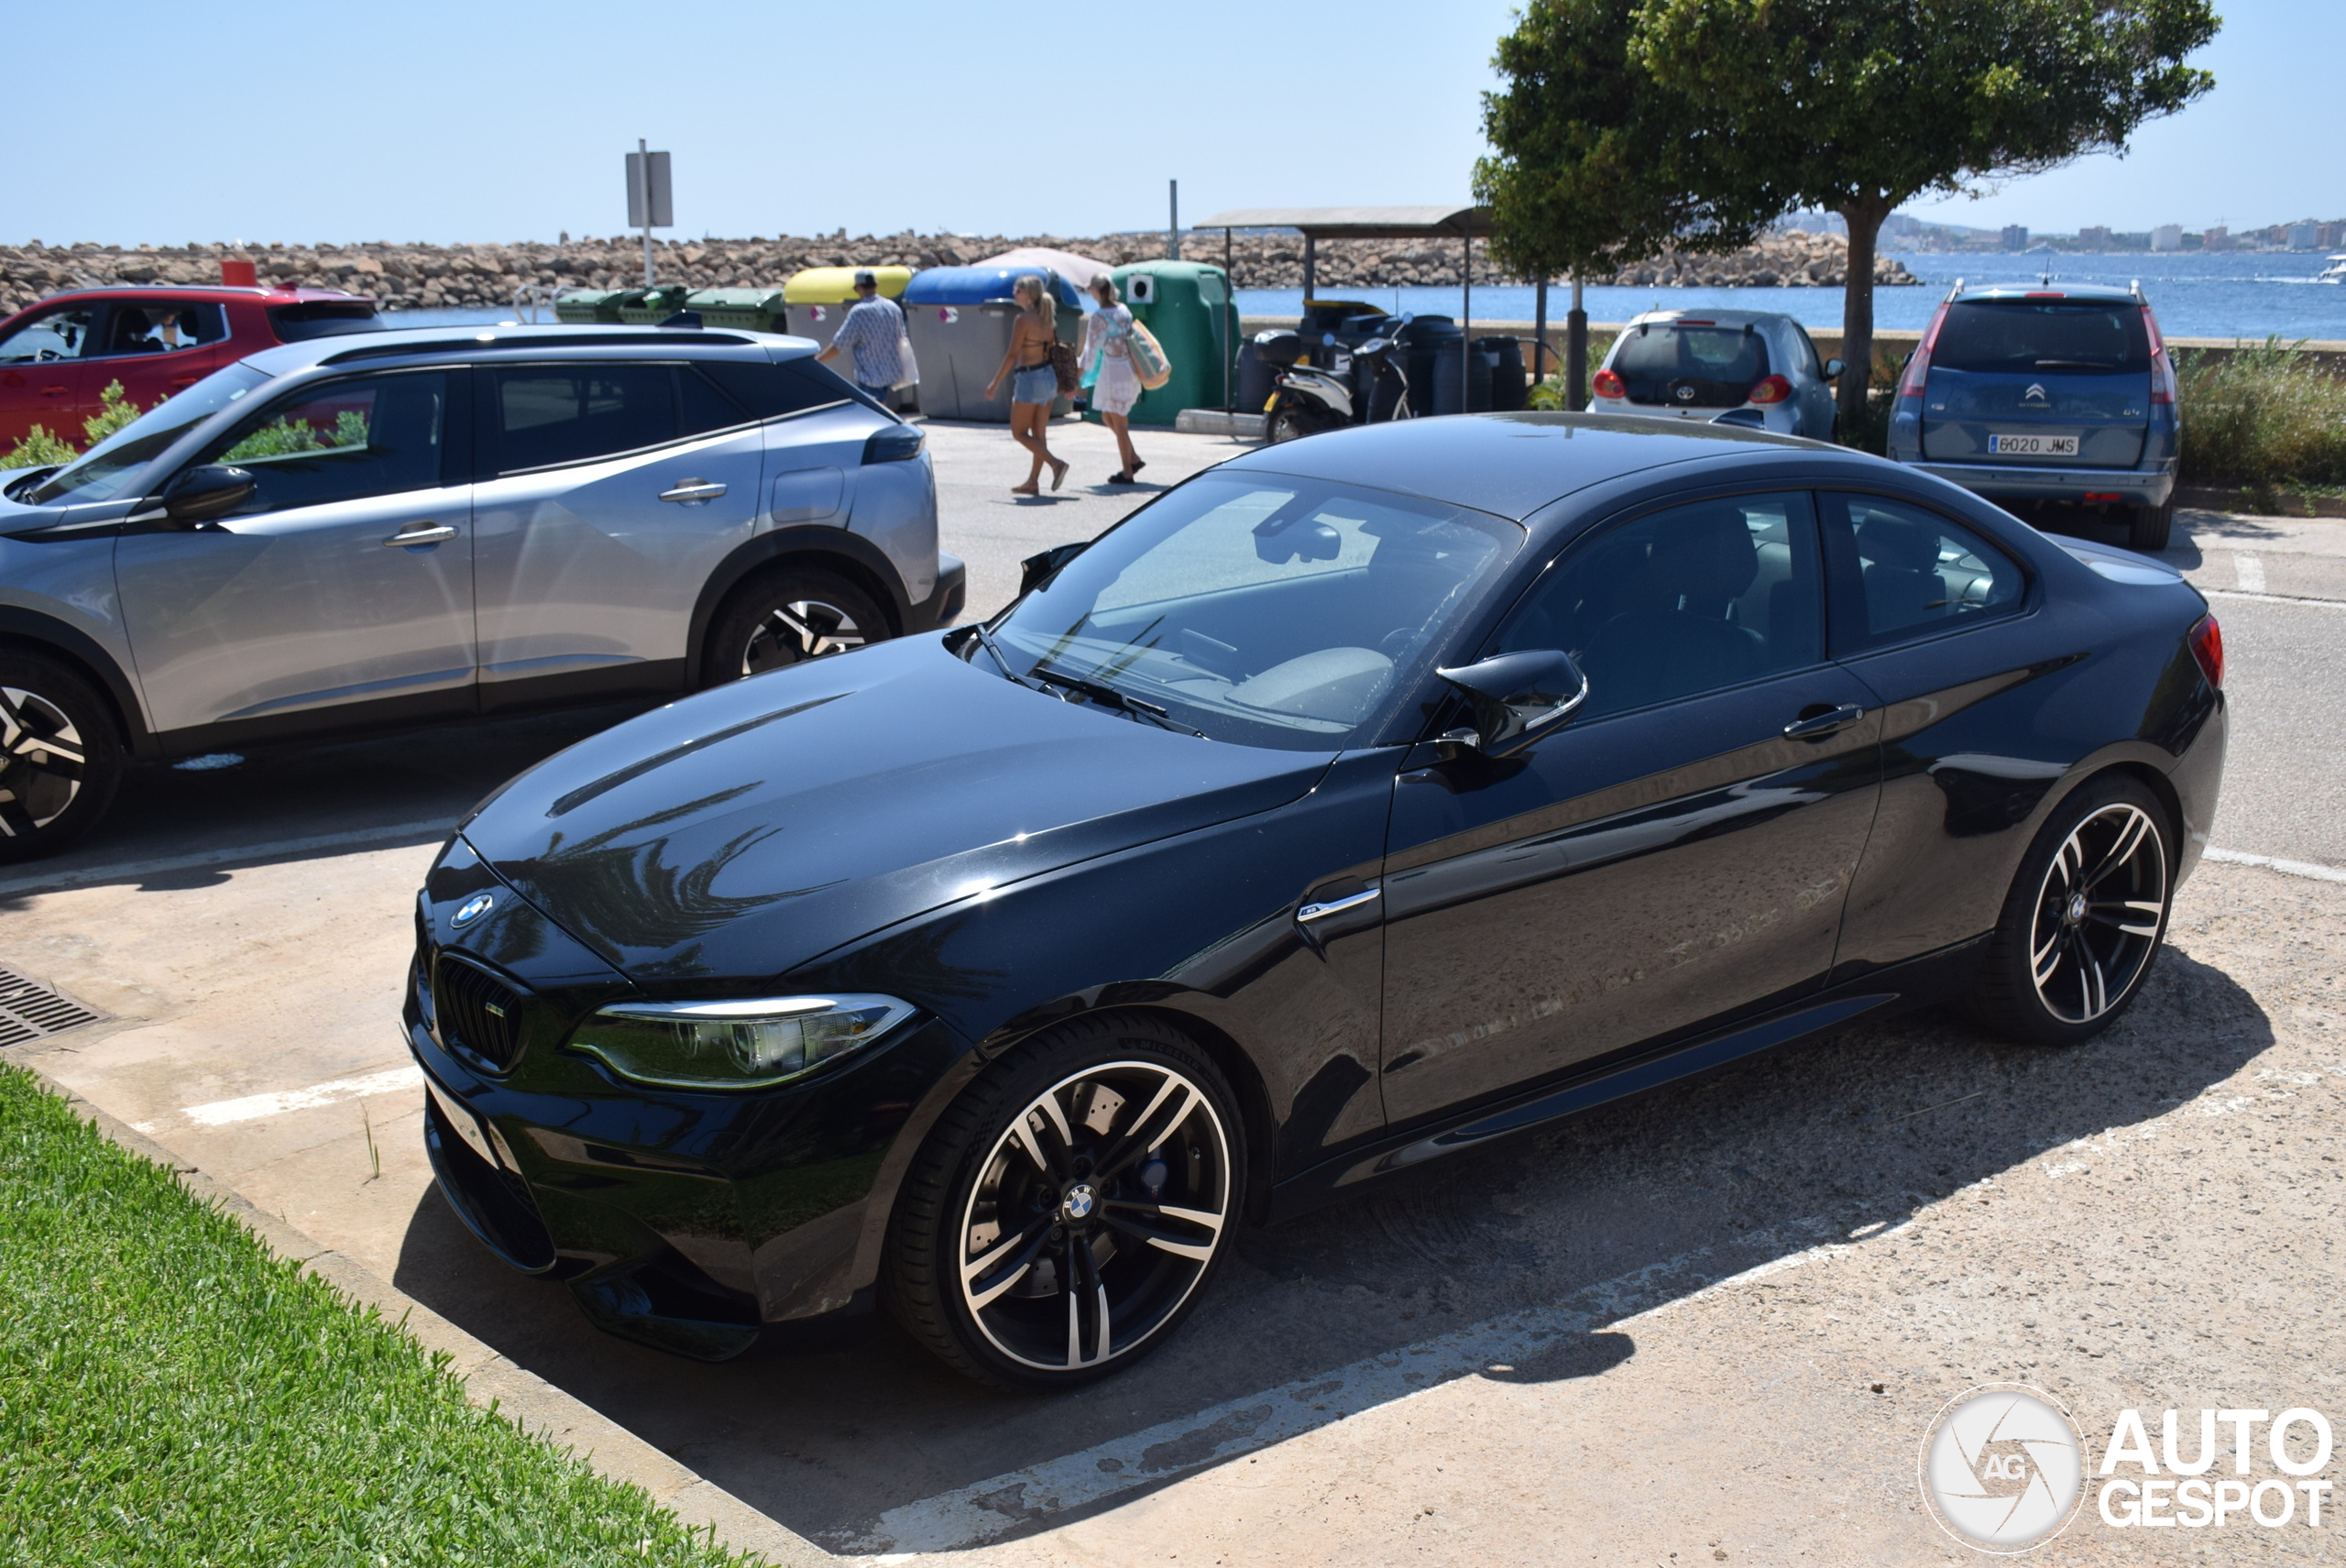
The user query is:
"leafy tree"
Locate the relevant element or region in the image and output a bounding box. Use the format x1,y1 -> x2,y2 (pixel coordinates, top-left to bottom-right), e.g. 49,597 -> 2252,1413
1633,0 -> 2219,429
1475,0 -> 1770,290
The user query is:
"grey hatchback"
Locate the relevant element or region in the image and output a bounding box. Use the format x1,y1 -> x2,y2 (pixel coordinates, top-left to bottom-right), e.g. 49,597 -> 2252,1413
1886,281 -> 2180,552
0,323 -> 964,860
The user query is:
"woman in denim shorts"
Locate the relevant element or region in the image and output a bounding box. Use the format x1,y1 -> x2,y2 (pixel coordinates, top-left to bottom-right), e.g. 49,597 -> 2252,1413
983,275 -> 1069,495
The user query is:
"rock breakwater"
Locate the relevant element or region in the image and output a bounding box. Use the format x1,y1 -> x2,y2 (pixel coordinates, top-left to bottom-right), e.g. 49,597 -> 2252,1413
0,228 -> 1911,316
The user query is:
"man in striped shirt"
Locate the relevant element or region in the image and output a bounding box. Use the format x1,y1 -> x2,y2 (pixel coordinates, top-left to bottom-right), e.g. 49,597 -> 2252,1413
817,270 -> 905,400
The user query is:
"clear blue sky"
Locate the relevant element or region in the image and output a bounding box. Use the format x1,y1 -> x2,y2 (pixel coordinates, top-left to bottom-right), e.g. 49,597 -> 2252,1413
11,0 -> 2332,247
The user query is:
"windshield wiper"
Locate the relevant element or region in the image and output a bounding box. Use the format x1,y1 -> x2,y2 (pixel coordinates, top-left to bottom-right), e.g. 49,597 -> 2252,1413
971,622 -> 1048,693
1029,662 -> 1208,737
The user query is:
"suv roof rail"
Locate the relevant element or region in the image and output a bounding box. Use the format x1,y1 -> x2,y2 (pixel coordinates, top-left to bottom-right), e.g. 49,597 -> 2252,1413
2129,278 -> 2143,300
319,328 -> 762,364
1944,278 -> 1965,302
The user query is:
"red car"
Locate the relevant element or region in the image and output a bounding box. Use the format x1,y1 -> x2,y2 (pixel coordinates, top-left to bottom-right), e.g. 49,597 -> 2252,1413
0,260 -> 378,451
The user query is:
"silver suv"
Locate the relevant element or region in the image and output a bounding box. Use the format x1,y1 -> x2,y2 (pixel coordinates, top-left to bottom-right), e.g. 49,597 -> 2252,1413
0,324 -> 963,860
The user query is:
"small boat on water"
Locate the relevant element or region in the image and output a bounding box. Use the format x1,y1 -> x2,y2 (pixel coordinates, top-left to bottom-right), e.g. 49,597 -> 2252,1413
2321,254 -> 2346,284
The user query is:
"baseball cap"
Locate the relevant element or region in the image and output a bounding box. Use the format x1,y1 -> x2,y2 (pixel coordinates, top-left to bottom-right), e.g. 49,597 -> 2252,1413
853,269 -> 877,288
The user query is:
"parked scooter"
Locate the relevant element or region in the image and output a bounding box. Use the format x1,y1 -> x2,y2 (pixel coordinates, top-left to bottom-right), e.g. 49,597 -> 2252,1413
1261,325 -> 1415,444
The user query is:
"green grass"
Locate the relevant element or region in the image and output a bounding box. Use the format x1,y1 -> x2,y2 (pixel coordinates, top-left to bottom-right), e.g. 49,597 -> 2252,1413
2177,338 -> 2346,489
0,1063 -> 754,1568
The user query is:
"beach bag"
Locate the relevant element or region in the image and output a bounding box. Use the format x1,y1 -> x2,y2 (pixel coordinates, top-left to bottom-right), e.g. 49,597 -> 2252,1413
1048,339 -> 1081,396
1128,322 -> 1171,390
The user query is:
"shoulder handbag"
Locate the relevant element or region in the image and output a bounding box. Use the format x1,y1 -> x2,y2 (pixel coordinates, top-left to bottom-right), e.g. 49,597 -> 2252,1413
1127,321 -> 1172,390
1047,337 -> 1081,396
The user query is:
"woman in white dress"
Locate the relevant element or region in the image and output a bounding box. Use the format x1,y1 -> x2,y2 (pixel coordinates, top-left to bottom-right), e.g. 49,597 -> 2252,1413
1081,276 -> 1146,484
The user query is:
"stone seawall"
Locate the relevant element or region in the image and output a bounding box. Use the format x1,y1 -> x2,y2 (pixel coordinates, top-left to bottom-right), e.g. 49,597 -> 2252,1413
0,229 -> 1911,316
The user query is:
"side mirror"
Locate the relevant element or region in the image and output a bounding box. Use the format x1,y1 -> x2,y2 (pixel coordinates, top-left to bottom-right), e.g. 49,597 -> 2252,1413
161,464 -> 256,524
1434,648 -> 1588,756
1019,541 -> 1089,595
1824,357 -> 1846,379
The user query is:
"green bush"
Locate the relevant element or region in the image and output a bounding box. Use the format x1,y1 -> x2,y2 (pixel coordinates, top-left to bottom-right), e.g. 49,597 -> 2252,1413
221,408 -> 368,463
81,379 -> 146,446
2176,338 -> 2346,488
0,425 -> 78,469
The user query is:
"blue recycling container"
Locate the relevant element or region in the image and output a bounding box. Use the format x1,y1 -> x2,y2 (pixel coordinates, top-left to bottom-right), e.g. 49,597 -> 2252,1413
902,267 -> 1084,422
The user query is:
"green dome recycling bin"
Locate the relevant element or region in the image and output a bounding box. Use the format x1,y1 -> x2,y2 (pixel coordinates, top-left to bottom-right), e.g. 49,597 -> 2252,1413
554,288 -> 627,323
685,287 -> 788,332
616,285 -> 695,323
901,267 -> 1083,422
1101,261 -> 1240,427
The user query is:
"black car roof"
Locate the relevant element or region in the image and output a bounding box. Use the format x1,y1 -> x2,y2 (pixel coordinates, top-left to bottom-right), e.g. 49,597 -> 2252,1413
1221,412 -> 1876,521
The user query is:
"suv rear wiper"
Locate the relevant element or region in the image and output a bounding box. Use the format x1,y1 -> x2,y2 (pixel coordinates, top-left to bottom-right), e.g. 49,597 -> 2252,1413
1030,662 -> 1207,737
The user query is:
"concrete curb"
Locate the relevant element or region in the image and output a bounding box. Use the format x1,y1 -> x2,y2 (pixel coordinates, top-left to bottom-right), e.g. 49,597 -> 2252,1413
27,1062 -> 834,1568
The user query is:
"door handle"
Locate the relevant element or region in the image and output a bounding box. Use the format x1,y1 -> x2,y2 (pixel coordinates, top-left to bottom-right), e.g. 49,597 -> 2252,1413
1298,886 -> 1380,923
382,523 -> 459,548
1782,703 -> 1866,740
659,478 -> 728,504
40,386 -> 68,398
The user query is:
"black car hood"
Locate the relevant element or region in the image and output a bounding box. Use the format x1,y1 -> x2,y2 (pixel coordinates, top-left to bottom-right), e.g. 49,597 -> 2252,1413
461,635 -> 1335,984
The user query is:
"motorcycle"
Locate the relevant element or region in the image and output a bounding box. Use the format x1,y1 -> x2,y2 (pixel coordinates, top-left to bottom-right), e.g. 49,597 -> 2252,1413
1260,324 -> 1416,444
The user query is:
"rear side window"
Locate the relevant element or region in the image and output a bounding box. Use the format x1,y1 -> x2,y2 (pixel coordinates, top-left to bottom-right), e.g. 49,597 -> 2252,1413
695,358 -> 859,420
1612,323 -> 1770,407
1821,494 -> 2025,651
1932,301 -> 2149,376
197,370 -> 449,515
490,365 -> 676,472
100,302 -> 226,356
0,305 -> 95,362
267,302 -> 382,342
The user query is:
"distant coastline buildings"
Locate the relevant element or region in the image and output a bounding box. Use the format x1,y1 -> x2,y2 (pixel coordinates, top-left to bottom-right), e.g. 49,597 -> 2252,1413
1770,211 -> 2346,254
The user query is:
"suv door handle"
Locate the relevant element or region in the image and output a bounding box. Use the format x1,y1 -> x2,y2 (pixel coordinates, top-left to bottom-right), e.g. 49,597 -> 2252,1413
382,523 -> 459,548
1298,886 -> 1380,923
659,478 -> 728,503
1782,703 -> 1867,740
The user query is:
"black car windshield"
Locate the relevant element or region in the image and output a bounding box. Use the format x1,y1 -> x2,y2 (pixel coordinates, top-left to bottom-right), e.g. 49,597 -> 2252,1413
26,363 -> 272,505
1612,323 -> 1770,407
988,472 -> 1521,751
1934,300 -> 2152,375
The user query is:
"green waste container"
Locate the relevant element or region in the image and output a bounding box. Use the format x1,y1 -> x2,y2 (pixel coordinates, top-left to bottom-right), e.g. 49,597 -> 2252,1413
1099,261 -> 1240,427
615,284 -> 695,323
554,288 -> 627,324
685,287 -> 788,332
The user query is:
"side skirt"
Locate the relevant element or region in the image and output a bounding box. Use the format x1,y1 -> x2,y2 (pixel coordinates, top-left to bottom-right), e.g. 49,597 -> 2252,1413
1266,938 -> 1987,1223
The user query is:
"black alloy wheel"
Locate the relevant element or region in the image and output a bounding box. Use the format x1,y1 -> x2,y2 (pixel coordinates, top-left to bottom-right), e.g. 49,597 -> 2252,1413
705,566 -> 885,685
1969,774 -> 2172,1046
2130,498 -> 2176,554
885,1013 -> 1242,1389
0,652 -> 123,863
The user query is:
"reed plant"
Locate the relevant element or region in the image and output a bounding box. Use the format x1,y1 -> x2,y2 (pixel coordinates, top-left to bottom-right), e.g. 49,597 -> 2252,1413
2176,338 -> 2346,490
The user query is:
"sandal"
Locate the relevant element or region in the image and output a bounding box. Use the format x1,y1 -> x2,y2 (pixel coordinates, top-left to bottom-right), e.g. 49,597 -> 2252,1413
1049,459 -> 1069,492
1127,458 -> 1147,478
1109,469 -> 1132,485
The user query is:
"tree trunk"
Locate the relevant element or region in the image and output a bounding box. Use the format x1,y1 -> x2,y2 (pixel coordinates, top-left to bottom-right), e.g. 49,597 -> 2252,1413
1836,195 -> 1893,439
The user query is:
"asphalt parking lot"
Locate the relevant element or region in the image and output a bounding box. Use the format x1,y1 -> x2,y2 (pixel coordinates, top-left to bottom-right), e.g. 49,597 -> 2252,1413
8,425 -> 2345,1565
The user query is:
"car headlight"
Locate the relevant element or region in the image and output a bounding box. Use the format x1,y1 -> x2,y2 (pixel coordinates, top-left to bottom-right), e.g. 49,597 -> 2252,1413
566,993 -> 915,1090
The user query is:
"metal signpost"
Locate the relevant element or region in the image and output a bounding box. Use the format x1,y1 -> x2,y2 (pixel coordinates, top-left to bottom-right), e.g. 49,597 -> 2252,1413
1168,179 -> 1180,261
626,139 -> 673,287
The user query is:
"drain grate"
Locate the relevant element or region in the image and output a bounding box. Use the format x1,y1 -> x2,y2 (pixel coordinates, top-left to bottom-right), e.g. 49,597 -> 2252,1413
0,968 -> 105,1047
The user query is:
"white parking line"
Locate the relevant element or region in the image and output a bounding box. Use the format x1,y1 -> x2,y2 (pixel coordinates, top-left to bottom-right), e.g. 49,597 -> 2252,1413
2235,553 -> 2268,594
182,1066 -> 424,1127
2203,846 -> 2346,884
0,817 -> 456,902
2202,586 -> 2346,611
856,1211 -> 1884,1555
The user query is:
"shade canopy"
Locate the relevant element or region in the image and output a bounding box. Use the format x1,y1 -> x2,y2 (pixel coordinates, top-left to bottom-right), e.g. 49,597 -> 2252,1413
972,247 -> 1118,290
1189,205 -> 1492,241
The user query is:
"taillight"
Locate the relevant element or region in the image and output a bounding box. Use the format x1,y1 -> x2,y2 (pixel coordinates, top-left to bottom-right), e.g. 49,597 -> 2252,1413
2188,612 -> 2223,688
2143,305 -> 2176,405
1899,301 -> 1951,399
1592,367 -> 1627,400
1748,374 -> 1792,405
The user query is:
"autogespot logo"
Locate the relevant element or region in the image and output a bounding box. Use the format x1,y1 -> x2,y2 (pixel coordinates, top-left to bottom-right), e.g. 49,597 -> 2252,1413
1919,1385 -> 2087,1553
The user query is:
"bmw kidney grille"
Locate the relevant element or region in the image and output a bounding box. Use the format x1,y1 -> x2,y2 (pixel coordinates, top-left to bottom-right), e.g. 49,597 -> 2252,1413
432,954 -> 529,1070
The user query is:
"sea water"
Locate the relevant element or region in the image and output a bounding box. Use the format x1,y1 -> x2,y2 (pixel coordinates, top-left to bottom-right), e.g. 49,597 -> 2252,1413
1231,250 -> 2346,341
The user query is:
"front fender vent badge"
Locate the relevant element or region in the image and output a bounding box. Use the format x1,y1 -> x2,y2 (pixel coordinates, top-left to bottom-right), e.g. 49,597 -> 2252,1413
0,967 -> 106,1047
